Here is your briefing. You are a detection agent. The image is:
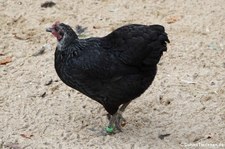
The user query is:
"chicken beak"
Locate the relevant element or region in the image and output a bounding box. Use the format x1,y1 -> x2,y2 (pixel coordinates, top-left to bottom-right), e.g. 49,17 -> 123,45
46,27 -> 54,32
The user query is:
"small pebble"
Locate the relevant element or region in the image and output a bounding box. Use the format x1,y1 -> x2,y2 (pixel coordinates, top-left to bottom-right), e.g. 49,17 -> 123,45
45,79 -> 53,86
40,92 -> 46,98
210,82 -> 215,86
158,134 -> 171,140
32,47 -> 45,56
32,44 -> 51,56
41,1 -> 56,8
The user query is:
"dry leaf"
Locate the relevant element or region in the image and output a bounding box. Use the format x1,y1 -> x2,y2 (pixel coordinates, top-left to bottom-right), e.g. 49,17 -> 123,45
0,56 -> 12,65
20,133 -> 34,139
165,16 -> 181,24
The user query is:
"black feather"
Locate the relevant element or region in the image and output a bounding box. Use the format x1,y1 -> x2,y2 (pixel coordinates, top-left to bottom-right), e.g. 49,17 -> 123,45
53,23 -> 169,115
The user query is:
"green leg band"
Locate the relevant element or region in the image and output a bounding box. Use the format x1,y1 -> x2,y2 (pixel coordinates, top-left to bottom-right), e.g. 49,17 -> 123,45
105,126 -> 114,133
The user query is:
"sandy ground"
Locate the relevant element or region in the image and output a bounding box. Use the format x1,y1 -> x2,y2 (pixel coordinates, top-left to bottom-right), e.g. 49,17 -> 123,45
0,0 -> 225,148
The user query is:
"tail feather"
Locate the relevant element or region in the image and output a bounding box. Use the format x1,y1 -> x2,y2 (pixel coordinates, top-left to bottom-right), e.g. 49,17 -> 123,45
103,24 -> 169,67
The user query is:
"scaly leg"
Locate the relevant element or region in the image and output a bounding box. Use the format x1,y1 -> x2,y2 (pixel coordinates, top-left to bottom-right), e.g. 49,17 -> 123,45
106,101 -> 131,134
117,101 -> 131,127
119,101 -> 131,112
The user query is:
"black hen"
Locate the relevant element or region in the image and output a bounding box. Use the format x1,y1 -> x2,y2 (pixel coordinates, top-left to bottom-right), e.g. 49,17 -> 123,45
46,22 -> 169,133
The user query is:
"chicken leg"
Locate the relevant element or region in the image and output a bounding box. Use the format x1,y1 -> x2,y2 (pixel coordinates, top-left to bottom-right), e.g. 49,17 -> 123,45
106,101 -> 131,133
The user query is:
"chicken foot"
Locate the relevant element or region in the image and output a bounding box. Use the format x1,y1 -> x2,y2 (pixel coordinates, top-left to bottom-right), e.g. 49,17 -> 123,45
106,101 -> 131,133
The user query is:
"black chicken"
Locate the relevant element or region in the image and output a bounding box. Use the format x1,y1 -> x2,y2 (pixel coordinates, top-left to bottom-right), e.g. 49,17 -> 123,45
46,22 -> 169,133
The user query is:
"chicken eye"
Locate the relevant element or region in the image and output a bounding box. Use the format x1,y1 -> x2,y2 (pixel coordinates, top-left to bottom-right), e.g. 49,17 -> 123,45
59,31 -> 64,36
54,27 -> 64,36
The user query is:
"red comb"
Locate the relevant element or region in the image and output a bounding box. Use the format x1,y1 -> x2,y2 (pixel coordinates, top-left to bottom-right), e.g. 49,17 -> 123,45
53,21 -> 60,27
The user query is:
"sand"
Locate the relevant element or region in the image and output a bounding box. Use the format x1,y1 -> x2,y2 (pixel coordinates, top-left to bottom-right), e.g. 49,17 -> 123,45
0,0 -> 225,148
